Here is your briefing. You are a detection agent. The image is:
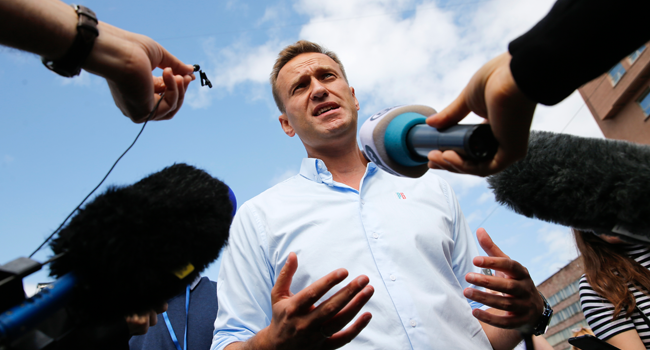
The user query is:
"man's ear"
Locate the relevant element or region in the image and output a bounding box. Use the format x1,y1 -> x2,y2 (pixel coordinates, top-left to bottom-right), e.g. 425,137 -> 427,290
279,114 -> 295,137
350,87 -> 360,111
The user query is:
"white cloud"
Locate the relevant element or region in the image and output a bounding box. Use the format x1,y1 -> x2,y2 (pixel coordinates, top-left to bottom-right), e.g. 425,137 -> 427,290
430,169 -> 486,196
270,168 -> 298,186
0,46 -> 35,64
465,209 -> 483,225
532,92 -> 604,138
186,84 -> 214,109
532,225 -> 578,278
205,0 -> 604,196
476,191 -> 494,205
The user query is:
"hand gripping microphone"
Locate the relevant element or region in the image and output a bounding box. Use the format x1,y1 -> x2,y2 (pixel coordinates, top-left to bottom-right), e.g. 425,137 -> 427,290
487,131 -> 650,244
359,105 -> 498,177
0,163 -> 235,348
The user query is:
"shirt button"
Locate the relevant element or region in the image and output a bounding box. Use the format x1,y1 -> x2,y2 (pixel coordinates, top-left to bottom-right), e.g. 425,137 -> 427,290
390,275 -> 396,281
410,320 -> 417,327
360,200 -> 365,205
372,233 -> 379,239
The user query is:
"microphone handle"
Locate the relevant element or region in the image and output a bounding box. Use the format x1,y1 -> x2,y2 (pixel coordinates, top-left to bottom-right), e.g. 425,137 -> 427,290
0,273 -> 76,344
407,124 -> 498,161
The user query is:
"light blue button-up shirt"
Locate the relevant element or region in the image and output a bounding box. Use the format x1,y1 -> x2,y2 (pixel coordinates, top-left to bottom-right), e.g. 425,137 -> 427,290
212,159 -> 492,349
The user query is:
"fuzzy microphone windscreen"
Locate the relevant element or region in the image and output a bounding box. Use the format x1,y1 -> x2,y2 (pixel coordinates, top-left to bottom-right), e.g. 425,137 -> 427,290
48,163 -> 233,317
487,131 -> 650,240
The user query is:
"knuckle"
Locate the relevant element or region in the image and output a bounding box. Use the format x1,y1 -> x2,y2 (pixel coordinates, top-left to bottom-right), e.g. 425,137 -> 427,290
500,299 -> 514,310
322,302 -> 339,316
503,280 -> 516,293
304,289 -> 319,302
285,305 -> 298,318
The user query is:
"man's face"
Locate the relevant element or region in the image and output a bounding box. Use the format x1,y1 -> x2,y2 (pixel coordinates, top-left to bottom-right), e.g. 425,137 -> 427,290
276,52 -> 360,150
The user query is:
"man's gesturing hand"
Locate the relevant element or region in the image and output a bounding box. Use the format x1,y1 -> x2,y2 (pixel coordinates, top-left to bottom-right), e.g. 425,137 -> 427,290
256,252 -> 374,350
426,52 -> 536,176
463,229 -> 543,332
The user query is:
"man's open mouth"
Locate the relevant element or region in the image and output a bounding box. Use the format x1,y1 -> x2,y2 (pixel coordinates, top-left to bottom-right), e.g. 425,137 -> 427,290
313,103 -> 340,116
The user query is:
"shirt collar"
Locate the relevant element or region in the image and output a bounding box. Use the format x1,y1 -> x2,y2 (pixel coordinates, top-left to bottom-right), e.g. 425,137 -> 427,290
299,158 -> 378,186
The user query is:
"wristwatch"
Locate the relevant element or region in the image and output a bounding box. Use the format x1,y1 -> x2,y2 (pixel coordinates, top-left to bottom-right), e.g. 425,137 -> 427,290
532,291 -> 553,336
42,4 -> 98,77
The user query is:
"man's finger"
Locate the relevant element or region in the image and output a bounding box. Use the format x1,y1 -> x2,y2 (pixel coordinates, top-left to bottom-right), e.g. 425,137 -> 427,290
148,310 -> 158,327
476,228 -> 509,258
156,74 -> 188,121
153,68 -> 179,120
154,44 -> 195,76
319,284 -> 374,336
292,268 -> 349,312
271,252 -> 299,304
325,312 -> 373,349
153,76 -> 166,93
426,94 -> 472,129
311,276 -> 371,324
465,288 -> 530,314
126,313 -> 150,335
472,256 -> 529,280
473,309 -> 525,330
465,273 -> 529,297
427,151 -> 463,174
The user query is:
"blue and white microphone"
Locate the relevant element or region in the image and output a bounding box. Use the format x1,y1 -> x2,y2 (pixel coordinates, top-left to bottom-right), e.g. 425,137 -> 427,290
359,105 -> 498,177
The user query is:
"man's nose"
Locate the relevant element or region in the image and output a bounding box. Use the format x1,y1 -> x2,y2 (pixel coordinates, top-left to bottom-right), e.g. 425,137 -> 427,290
310,80 -> 328,100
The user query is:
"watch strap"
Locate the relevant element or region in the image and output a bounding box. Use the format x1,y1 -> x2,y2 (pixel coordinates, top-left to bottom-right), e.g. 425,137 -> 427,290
42,4 -> 99,77
533,291 -> 553,336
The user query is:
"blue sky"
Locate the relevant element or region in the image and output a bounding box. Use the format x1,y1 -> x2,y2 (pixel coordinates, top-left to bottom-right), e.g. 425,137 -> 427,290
1,0 -> 604,294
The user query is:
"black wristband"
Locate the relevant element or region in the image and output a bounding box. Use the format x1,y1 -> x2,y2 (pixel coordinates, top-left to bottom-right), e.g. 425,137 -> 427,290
42,4 -> 98,78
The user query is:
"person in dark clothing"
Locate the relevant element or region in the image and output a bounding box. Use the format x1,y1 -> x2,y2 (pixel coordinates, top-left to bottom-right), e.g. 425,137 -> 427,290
426,0 -> 650,177
129,276 -> 218,350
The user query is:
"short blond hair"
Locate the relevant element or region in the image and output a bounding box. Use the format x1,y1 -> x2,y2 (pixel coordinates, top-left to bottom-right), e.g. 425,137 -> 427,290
270,40 -> 348,113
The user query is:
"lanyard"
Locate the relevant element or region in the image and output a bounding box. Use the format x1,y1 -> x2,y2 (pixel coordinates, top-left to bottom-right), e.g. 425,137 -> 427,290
163,284 -> 191,350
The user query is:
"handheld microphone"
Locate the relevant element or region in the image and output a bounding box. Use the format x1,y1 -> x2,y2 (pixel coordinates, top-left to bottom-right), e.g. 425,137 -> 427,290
487,131 -> 650,244
359,105 -> 498,177
0,163 -> 235,347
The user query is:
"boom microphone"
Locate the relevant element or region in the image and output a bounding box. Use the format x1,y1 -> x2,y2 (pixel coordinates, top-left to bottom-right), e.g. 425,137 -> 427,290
487,131 -> 650,244
359,105 -> 498,177
0,163 -> 235,347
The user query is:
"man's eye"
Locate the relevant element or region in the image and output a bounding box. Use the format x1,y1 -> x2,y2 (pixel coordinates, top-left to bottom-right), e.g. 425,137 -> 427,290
293,83 -> 306,93
323,73 -> 335,79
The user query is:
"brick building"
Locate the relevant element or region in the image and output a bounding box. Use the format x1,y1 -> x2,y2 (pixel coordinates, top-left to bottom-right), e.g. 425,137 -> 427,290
579,43 -> 650,143
537,256 -> 587,350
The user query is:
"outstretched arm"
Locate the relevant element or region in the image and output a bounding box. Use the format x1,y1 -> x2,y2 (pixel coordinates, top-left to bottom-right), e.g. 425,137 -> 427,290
426,53 -> 536,177
464,229 -> 545,350
0,0 -> 195,122
225,252 -> 374,350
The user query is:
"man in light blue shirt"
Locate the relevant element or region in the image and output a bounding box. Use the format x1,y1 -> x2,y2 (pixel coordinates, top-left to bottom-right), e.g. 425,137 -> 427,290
212,41 -> 545,350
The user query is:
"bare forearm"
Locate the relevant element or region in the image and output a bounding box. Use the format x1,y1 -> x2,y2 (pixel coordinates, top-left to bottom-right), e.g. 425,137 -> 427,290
481,320 -> 522,350
223,327 -> 273,350
0,0 -> 77,59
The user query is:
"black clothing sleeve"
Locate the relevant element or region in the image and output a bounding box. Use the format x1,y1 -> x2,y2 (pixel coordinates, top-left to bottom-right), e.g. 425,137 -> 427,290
508,0 -> 650,106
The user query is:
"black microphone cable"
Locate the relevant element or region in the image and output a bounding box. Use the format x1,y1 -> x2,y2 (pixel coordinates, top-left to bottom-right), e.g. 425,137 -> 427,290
28,93 -> 166,259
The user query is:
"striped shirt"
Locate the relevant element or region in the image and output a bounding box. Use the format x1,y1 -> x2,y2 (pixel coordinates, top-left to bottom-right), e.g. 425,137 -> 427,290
579,244 -> 650,348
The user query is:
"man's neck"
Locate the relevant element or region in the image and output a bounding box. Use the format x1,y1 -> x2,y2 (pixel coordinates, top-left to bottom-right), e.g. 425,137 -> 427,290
305,143 -> 369,191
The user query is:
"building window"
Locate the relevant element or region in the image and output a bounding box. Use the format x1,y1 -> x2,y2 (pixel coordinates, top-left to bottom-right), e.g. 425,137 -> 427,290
608,63 -> 626,86
549,301 -> 582,327
548,279 -> 580,307
637,88 -> 650,119
629,45 -> 647,64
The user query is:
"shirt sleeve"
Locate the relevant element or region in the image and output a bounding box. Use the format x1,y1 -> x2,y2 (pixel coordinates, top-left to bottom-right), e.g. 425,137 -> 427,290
441,179 -> 485,310
579,276 -> 636,341
211,202 -> 275,350
508,0 -> 650,105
